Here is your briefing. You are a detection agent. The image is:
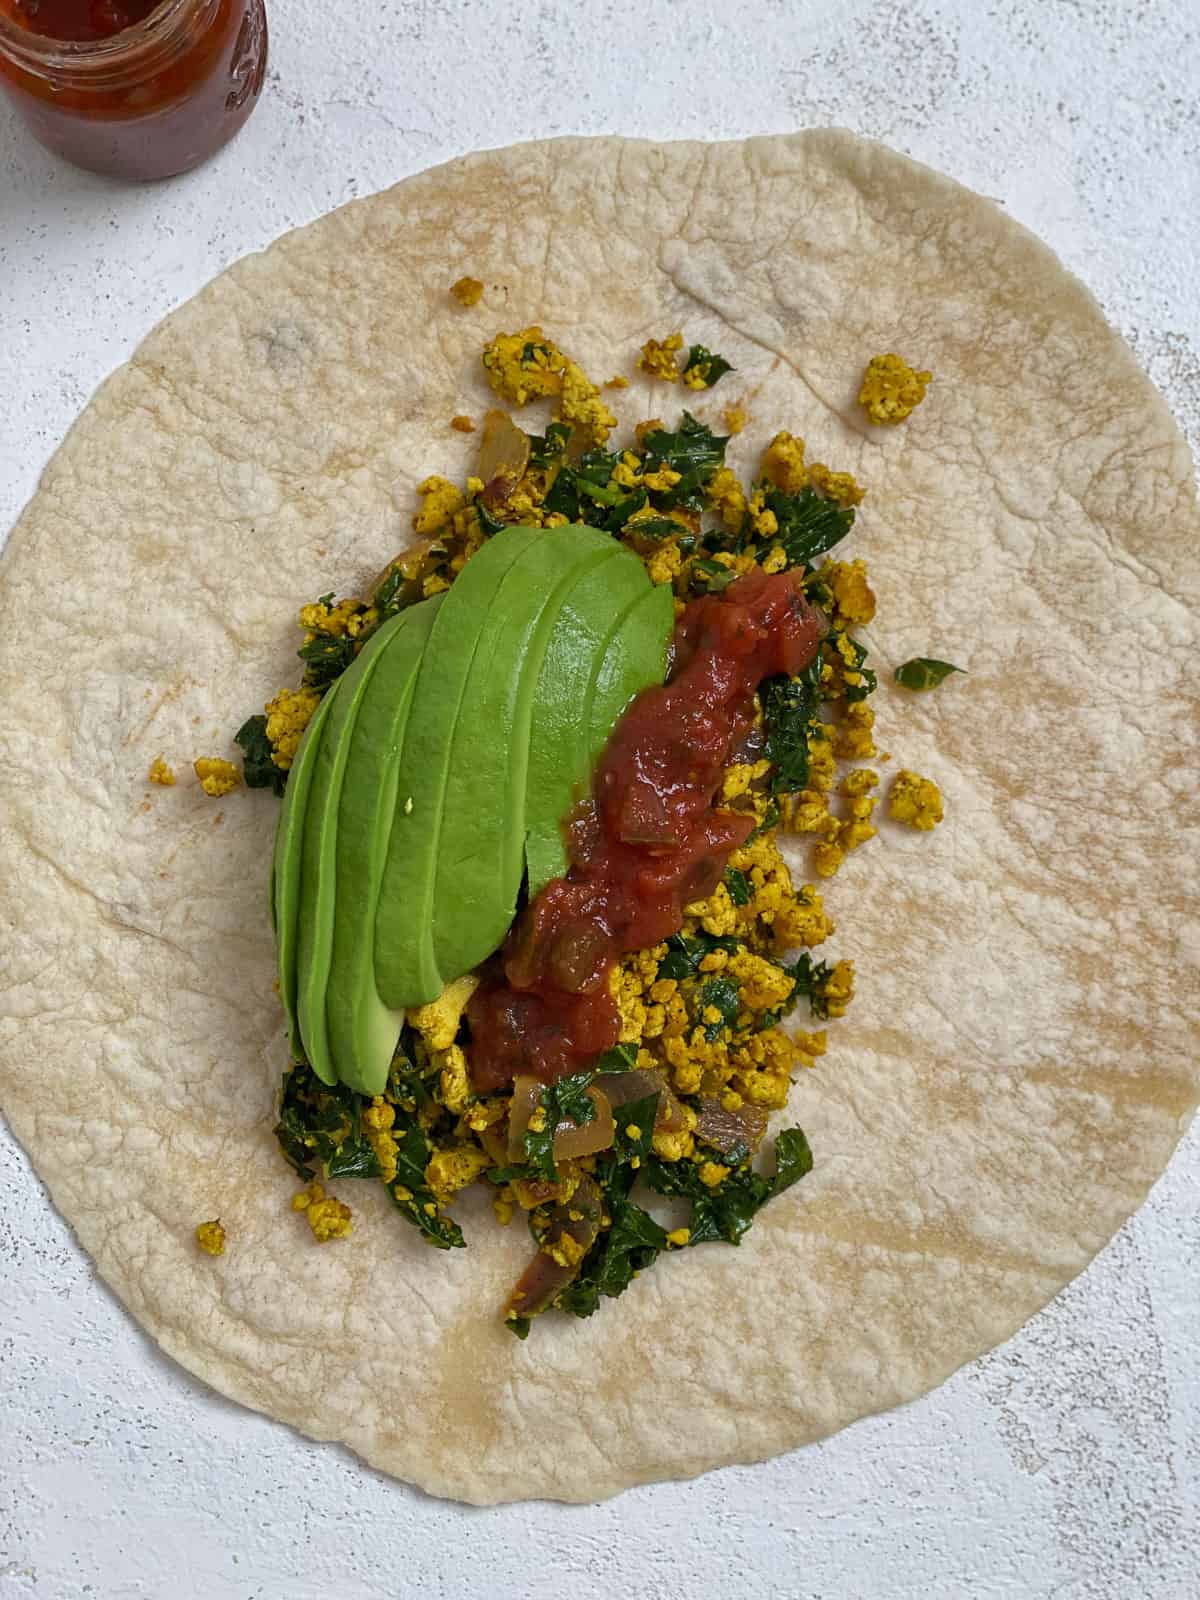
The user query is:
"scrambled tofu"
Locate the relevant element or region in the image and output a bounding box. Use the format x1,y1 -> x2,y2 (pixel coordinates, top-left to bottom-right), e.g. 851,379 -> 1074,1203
193,757 -> 240,797
407,973 -> 480,1051
292,1181 -> 353,1242
264,686 -> 321,770
413,474 -> 466,537
821,559 -> 876,625
362,1098 -> 400,1183
298,596 -> 368,637
195,1219 -> 225,1256
450,275 -> 484,307
761,430 -> 809,494
858,353 -> 932,425
638,331 -> 685,382
148,756 -> 175,786
426,1144 -> 491,1203
889,769 -> 944,830
806,462 -> 865,507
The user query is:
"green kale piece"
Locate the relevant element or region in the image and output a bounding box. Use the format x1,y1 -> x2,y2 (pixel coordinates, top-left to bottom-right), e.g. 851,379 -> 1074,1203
527,421 -> 572,470
520,1070 -> 598,1182
273,1061 -> 380,1183
542,446 -> 646,532
894,657 -> 965,690
235,714 -> 286,796
386,1114 -> 466,1249
643,1127 -> 813,1245
698,975 -> 740,1041
838,633 -> 883,704
760,654 -> 824,794
683,345 -> 734,388
745,797 -> 782,841
640,412 -> 729,511
765,485 -> 855,568
724,867 -> 752,906
298,631 -> 356,690
553,1154 -> 669,1318
472,499 -> 506,538
779,952 -> 836,1022
656,930 -> 742,981
690,557 -> 738,594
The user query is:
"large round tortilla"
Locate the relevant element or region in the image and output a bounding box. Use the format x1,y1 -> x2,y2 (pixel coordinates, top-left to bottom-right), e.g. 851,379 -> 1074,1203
0,131 -> 1196,1505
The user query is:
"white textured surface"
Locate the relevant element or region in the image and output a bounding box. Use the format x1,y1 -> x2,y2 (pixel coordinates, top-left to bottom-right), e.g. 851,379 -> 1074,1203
0,0 -> 1196,1594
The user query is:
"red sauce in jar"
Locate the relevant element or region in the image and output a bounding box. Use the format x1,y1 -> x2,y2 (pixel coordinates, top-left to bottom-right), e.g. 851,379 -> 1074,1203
468,567 -> 822,1091
0,0 -> 267,180
7,1 -> 160,43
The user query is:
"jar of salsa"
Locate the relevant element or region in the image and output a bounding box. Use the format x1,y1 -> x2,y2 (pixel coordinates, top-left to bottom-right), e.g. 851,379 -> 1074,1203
0,0 -> 267,181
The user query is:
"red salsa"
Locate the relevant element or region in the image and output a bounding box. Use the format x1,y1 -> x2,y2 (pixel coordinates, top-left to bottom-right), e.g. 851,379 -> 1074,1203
0,0 -> 267,181
468,568 -> 822,1091
6,1 -> 161,42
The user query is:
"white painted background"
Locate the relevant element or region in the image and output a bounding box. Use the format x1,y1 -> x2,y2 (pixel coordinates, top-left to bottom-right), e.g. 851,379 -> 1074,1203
1,2 -> 1197,1595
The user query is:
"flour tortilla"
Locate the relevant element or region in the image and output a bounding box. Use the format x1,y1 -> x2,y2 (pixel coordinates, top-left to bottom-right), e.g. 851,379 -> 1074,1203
0,131 -> 1196,1505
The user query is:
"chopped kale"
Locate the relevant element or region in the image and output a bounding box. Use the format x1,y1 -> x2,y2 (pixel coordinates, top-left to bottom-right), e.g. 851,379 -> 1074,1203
522,1069 -> 597,1181
724,866 -> 752,906
542,446 -> 647,532
298,630 -> 357,690
373,564 -> 406,618
683,344 -> 734,388
766,484 -> 855,568
643,1126 -> 813,1245
235,714 -> 287,797
746,797 -> 782,841
623,514 -> 688,541
690,557 -> 739,594
385,1035 -> 441,1113
274,1061 -> 380,1183
388,1115 -> 466,1249
780,952 -> 836,1022
657,930 -> 742,981
507,1315 -> 532,1340
760,656 -> 824,794
527,420 -> 572,470
474,498 -> 508,538
833,632 -> 877,703
640,412 -> 729,511
596,1041 -> 639,1073
698,975 -> 741,1041
554,1161 -> 668,1319
611,1091 -> 661,1162
895,657 -> 965,691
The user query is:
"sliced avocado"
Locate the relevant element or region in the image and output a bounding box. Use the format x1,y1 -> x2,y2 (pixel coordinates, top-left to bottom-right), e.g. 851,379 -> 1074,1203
373,523 -> 546,1007
323,595 -> 443,1095
272,682 -> 339,1057
295,610 -> 414,1084
428,527 -> 619,983
584,580 -> 674,757
523,546 -> 666,897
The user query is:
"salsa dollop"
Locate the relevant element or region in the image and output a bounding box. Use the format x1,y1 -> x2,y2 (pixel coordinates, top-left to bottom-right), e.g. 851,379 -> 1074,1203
468,567 -> 821,1090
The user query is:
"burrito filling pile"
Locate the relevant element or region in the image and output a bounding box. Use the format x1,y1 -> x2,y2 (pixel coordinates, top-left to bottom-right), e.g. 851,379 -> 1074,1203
224,326 -> 945,1336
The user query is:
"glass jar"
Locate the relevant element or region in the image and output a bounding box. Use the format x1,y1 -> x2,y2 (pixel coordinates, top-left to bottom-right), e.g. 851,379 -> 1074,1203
0,0 -> 268,181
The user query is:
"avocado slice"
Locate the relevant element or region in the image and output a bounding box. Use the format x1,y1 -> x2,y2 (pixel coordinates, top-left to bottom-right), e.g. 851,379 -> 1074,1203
427,527 -> 620,984
295,610 -> 415,1084
373,524 -> 546,1008
523,546 -> 668,897
272,681 -> 339,1058
584,581 -> 675,757
323,595 -> 443,1095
